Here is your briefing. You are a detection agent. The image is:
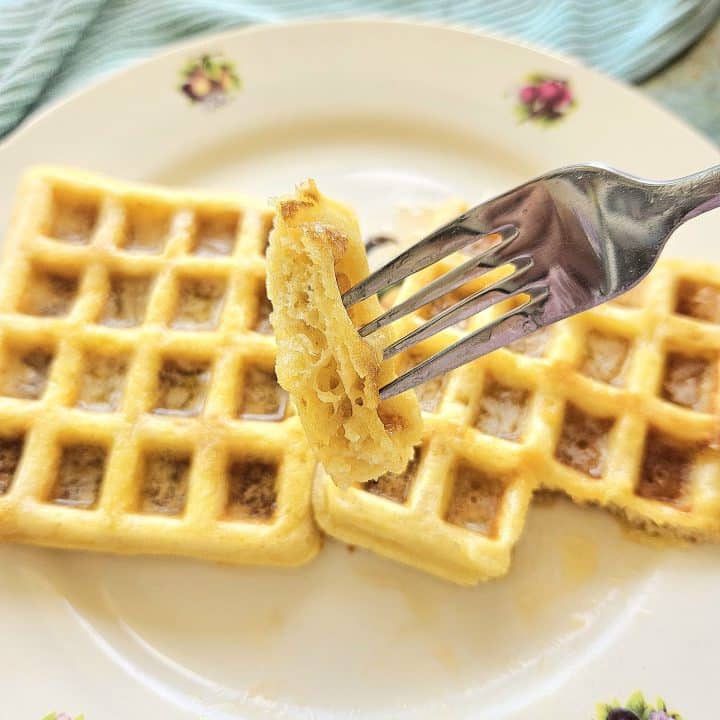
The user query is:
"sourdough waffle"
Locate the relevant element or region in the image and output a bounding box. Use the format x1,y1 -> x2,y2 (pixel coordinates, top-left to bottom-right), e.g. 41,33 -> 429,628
314,204 -> 720,584
267,181 -> 421,486
0,167 -> 320,566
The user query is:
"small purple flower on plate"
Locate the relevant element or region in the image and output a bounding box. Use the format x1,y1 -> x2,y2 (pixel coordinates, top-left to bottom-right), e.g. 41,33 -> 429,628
597,692 -> 683,720
516,74 -> 575,124
179,54 -> 241,108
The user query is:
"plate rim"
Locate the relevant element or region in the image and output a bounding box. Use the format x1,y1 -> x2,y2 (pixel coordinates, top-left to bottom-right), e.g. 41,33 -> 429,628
1,17 -> 718,160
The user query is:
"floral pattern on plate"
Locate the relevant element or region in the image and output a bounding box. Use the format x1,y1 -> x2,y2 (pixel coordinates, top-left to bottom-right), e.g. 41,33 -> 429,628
516,74 -> 575,124
179,54 -> 240,107
597,692 -> 683,720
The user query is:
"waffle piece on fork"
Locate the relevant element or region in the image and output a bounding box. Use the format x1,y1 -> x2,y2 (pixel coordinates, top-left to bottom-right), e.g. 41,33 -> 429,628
266,181 -> 421,486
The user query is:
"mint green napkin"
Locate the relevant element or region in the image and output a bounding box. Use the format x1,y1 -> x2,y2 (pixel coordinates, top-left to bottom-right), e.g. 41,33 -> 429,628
1,0 -> 718,139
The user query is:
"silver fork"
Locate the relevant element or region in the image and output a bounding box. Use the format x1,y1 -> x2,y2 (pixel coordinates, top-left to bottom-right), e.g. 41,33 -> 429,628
342,163 -> 720,400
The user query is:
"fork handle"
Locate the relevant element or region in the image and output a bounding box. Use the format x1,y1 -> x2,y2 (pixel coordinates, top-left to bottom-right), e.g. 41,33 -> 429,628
663,163 -> 720,224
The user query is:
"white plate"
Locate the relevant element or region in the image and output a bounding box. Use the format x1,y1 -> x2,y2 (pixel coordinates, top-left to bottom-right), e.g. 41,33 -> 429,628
1,20 -> 718,720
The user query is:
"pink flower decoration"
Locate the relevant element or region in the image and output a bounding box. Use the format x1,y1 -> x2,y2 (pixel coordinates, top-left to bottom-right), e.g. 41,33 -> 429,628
518,85 -> 538,104
516,75 -> 576,123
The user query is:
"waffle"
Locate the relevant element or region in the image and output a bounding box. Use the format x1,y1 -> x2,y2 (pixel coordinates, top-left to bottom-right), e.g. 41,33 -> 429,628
0,166 -> 320,566
314,204 -> 720,585
267,181 -> 421,486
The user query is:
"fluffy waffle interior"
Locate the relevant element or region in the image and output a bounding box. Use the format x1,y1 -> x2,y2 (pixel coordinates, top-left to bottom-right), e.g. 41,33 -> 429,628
0,167 -> 320,566
313,204 -> 720,585
266,180 -> 421,486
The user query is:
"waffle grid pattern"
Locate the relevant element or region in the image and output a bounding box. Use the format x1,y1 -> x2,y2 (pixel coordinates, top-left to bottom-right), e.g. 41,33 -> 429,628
0,167 -> 319,565
2,171 -> 719,584
314,212 -> 720,584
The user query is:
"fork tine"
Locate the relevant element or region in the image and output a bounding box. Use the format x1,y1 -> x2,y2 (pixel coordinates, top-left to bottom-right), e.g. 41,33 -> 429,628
383,257 -> 534,359
379,284 -> 549,400
342,223 -> 518,309
358,235 -> 518,338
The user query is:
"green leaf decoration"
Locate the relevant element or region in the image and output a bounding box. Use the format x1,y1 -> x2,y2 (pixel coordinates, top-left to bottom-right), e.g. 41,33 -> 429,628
513,104 -> 531,123
526,72 -> 547,85
626,691 -> 649,716
228,71 -> 241,89
596,692 -> 684,720
596,701 -> 617,719
180,59 -> 198,76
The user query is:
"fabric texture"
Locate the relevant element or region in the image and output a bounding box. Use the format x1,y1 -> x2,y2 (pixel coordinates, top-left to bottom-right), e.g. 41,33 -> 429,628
0,0 -> 719,139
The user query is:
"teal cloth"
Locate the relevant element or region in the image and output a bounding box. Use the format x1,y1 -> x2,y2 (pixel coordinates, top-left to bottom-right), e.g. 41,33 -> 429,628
1,0 -> 719,139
